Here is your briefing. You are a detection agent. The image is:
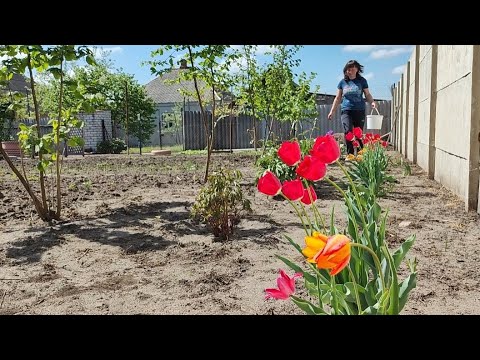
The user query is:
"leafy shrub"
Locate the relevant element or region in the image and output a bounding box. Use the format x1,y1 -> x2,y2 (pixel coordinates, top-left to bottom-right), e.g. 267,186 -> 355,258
96,138 -> 126,154
348,143 -> 396,199
191,168 -> 252,241
256,138 -> 314,183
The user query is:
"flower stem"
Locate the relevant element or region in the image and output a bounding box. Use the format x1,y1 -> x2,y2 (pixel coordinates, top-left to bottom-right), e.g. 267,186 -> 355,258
281,193 -> 309,235
382,244 -> 399,315
336,160 -> 370,242
324,176 -> 360,240
299,202 -> 314,233
347,265 -> 362,315
301,180 -> 326,232
350,242 -> 386,293
309,263 -> 330,284
331,275 -> 338,315
316,272 -> 322,309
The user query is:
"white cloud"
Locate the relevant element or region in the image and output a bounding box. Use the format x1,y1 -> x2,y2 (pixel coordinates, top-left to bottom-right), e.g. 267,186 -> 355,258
88,46 -> 123,59
229,57 -> 248,74
343,45 -> 378,52
255,45 -> 275,55
363,72 -> 374,80
392,65 -> 406,74
230,45 -> 275,56
103,46 -> 123,54
344,45 -> 414,60
370,46 -> 413,59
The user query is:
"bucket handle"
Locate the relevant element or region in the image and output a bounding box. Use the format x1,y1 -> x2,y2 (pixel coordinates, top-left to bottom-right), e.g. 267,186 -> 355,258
370,107 -> 381,115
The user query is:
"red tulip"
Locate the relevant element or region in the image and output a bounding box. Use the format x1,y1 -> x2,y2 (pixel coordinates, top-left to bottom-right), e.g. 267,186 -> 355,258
296,156 -> 327,182
257,170 -> 282,196
265,269 -> 302,300
313,234 -> 351,276
352,140 -> 360,148
353,127 -> 363,139
281,179 -> 304,201
278,140 -> 301,166
345,132 -> 355,142
310,134 -> 340,164
301,185 -> 317,205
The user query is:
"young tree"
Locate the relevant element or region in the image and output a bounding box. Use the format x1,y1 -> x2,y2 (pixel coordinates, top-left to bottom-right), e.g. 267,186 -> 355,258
234,45 -> 263,151
37,59 -> 156,148
162,102 -> 184,145
124,82 -> 156,152
0,45 -> 96,222
148,45 -> 239,183
236,46 -> 318,153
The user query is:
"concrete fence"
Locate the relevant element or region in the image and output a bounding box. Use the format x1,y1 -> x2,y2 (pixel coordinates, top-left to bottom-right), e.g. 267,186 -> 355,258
391,45 -> 480,213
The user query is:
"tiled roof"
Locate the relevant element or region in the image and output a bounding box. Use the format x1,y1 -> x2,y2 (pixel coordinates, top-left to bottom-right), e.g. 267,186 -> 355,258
1,73 -> 31,94
144,68 -> 220,104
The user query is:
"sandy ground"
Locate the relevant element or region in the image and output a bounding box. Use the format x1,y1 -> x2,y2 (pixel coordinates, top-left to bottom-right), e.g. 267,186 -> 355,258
1,151 -> 479,315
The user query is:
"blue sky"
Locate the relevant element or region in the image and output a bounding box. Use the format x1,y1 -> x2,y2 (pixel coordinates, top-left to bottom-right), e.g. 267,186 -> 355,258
93,45 -> 413,100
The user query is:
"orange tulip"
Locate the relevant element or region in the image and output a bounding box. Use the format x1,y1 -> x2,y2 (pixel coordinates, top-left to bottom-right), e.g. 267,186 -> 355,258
302,231 -> 328,263
313,234 -> 351,275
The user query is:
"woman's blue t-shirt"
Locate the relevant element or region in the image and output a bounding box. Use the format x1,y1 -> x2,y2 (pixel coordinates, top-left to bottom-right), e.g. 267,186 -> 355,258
337,77 -> 369,111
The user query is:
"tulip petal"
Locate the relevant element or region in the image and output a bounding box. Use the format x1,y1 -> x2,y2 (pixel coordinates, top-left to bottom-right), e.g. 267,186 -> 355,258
322,235 -> 350,256
265,288 -> 289,300
353,127 -> 363,139
278,269 -> 294,294
257,170 -> 282,196
278,141 -> 301,166
305,234 -> 327,251
330,254 -> 351,276
281,179 -> 304,201
296,156 -> 327,182
313,235 -> 351,275
301,185 -> 317,205
302,246 -> 318,259
310,134 -> 341,164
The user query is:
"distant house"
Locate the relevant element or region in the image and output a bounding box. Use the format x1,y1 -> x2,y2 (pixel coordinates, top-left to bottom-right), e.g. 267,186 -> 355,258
1,73 -> 31,96
144,59 -> 223,147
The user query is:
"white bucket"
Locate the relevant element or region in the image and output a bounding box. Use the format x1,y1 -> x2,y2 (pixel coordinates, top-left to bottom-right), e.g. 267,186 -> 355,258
366,108 -> 383,130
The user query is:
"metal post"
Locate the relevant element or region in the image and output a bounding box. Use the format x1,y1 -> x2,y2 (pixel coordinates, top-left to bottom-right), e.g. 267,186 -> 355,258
138,113 -> 142,155
125,81 -> 129,155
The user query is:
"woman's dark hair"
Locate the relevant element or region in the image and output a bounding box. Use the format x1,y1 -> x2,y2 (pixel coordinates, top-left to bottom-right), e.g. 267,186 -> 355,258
343,60 -> 364,81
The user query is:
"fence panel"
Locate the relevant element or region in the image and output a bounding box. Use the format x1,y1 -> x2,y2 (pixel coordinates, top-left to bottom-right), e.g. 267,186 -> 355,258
182,101 -> 391,150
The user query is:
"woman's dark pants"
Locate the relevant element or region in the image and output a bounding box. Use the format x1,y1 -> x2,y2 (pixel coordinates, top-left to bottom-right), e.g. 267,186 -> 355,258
341,109 -> 365,155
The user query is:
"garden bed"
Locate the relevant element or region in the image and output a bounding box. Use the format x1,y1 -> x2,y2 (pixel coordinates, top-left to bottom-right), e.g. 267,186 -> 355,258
0,151 -> 479,314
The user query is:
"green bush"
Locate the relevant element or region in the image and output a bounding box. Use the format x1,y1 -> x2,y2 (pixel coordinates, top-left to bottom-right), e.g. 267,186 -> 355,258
256,138 -> 314,183
191,168 -> 252,241
96,138 -> 127,154
347,143 -> 396,199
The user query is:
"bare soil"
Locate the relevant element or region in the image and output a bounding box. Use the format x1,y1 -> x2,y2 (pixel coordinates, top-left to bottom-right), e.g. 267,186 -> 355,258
1,151 -> 479,315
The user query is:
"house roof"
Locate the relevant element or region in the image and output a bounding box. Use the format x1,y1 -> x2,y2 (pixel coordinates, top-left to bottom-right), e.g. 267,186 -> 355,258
1,73 -> 31,94
145,68 -> 220,104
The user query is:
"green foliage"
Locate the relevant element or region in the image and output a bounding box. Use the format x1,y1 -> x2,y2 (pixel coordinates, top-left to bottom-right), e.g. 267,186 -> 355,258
0,45 -> 96,222
277,163 -> 417,315
234,46 -> 319,142
256,138 -> 313,183
0,97 -> 15,141
96,138 -> 127,154
36,56 -> 156,143
191,168 -> 252,241
348,144 -> 397,199
148,45 -> 240,182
